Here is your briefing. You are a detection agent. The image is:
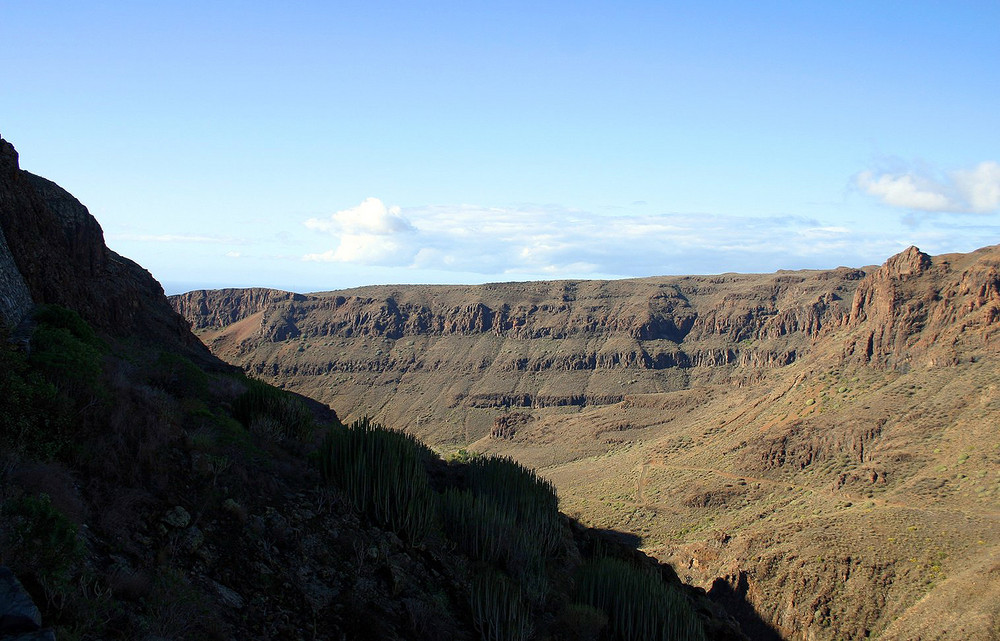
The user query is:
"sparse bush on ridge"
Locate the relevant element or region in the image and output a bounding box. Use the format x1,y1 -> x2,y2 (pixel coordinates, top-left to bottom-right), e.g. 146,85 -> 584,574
465,455 -> 562,557
440,487 -> 514,565
313,423 -> 708,640
444,455 -> 560,602
470,571 -> 533,641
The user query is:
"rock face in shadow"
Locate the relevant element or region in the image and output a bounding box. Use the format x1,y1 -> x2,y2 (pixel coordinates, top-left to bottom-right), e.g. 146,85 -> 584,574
0,566 -> 54,640
0,134 -> 206,358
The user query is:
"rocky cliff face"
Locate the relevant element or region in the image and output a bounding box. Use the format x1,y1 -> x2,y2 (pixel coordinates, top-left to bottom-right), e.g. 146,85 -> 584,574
0,134 -> 205,356
0,224 -> 32,329
171,267 -> 868,423
844,245 -> 1000,367
172,249 -> 1000,442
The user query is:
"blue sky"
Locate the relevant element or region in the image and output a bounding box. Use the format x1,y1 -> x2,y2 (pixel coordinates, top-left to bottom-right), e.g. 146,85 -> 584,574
2,1 -> 999,294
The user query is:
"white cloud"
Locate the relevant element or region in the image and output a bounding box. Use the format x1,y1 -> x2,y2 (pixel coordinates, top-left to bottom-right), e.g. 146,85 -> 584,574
303,198 -> 418,265
305,197 -> 414,235
109,233 -> 242,243
954,161 -> 1000,213
857,161 -> 1000,213
303,199 -> 909,277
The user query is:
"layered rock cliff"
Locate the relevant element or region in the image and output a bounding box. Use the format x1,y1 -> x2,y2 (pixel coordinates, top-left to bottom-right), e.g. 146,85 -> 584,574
172,247 -> 998,444
170,267 -> 871,433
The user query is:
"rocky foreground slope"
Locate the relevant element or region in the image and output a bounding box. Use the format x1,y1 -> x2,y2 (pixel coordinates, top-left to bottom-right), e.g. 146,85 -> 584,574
174,245 -> 1000,640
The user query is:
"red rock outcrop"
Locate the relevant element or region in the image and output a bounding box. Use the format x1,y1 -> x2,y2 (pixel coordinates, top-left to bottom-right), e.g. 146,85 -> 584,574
843,245 -> 1000,367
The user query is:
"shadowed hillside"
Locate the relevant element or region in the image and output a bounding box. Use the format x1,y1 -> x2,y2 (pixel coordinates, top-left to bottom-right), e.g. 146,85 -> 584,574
173,245 -> 1000,640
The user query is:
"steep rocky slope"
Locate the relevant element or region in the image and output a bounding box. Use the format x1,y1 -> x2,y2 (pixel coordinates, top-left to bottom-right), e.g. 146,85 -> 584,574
0,136 -> 203,354
174,245 -> 1000,640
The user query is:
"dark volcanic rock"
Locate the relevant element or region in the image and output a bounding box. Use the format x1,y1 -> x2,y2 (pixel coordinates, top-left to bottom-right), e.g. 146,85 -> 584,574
0,134 -> 207,357
0,566 -> 50,639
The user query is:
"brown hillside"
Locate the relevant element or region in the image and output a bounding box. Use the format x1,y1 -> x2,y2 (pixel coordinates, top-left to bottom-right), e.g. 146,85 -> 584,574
173,245 -> 1000,640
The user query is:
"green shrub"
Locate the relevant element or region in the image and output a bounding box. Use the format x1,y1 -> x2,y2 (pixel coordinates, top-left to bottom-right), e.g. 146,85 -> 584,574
470,571 -> 532,641
0,493 -> 83,594
440,488 -> 513,565
0,335 -> 74,460
315,418 -> 437,544
232,377 -> 314,440
30,325 -> 104,393
32,305 -> 101,347
439,456 -> 560,603
575,556 -> 705,641
553,603 -> 608,641
465,456 -> 562,558
151,351 -> 209,399
26,307 -> 108,437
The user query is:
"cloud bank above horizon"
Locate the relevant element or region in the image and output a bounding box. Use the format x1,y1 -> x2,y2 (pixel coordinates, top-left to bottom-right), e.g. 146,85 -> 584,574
301,197 -> 921,279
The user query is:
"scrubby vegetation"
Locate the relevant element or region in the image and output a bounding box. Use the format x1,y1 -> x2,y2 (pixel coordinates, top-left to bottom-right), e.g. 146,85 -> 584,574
316,417 -> 439,544
575,556 -> 705,641
314,417 -> 710,640
231,376 -> 314,440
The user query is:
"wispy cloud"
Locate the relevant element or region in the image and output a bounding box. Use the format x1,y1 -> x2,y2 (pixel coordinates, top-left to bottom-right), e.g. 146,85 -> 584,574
109,233 -> 246,244
857,161 -> 1000,213
302,198 -> 910,277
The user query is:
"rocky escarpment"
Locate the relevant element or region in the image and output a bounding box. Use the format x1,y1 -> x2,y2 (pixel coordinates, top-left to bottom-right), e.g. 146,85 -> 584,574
844,245 -> 1000,367
176,253 -> 999,445
173,288 -> 309,333
170,271 -> 870,444
172,246 -> 1000,408
0,223 -> 31,328
0,134 -> 205,356
177,273 -> 864,345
